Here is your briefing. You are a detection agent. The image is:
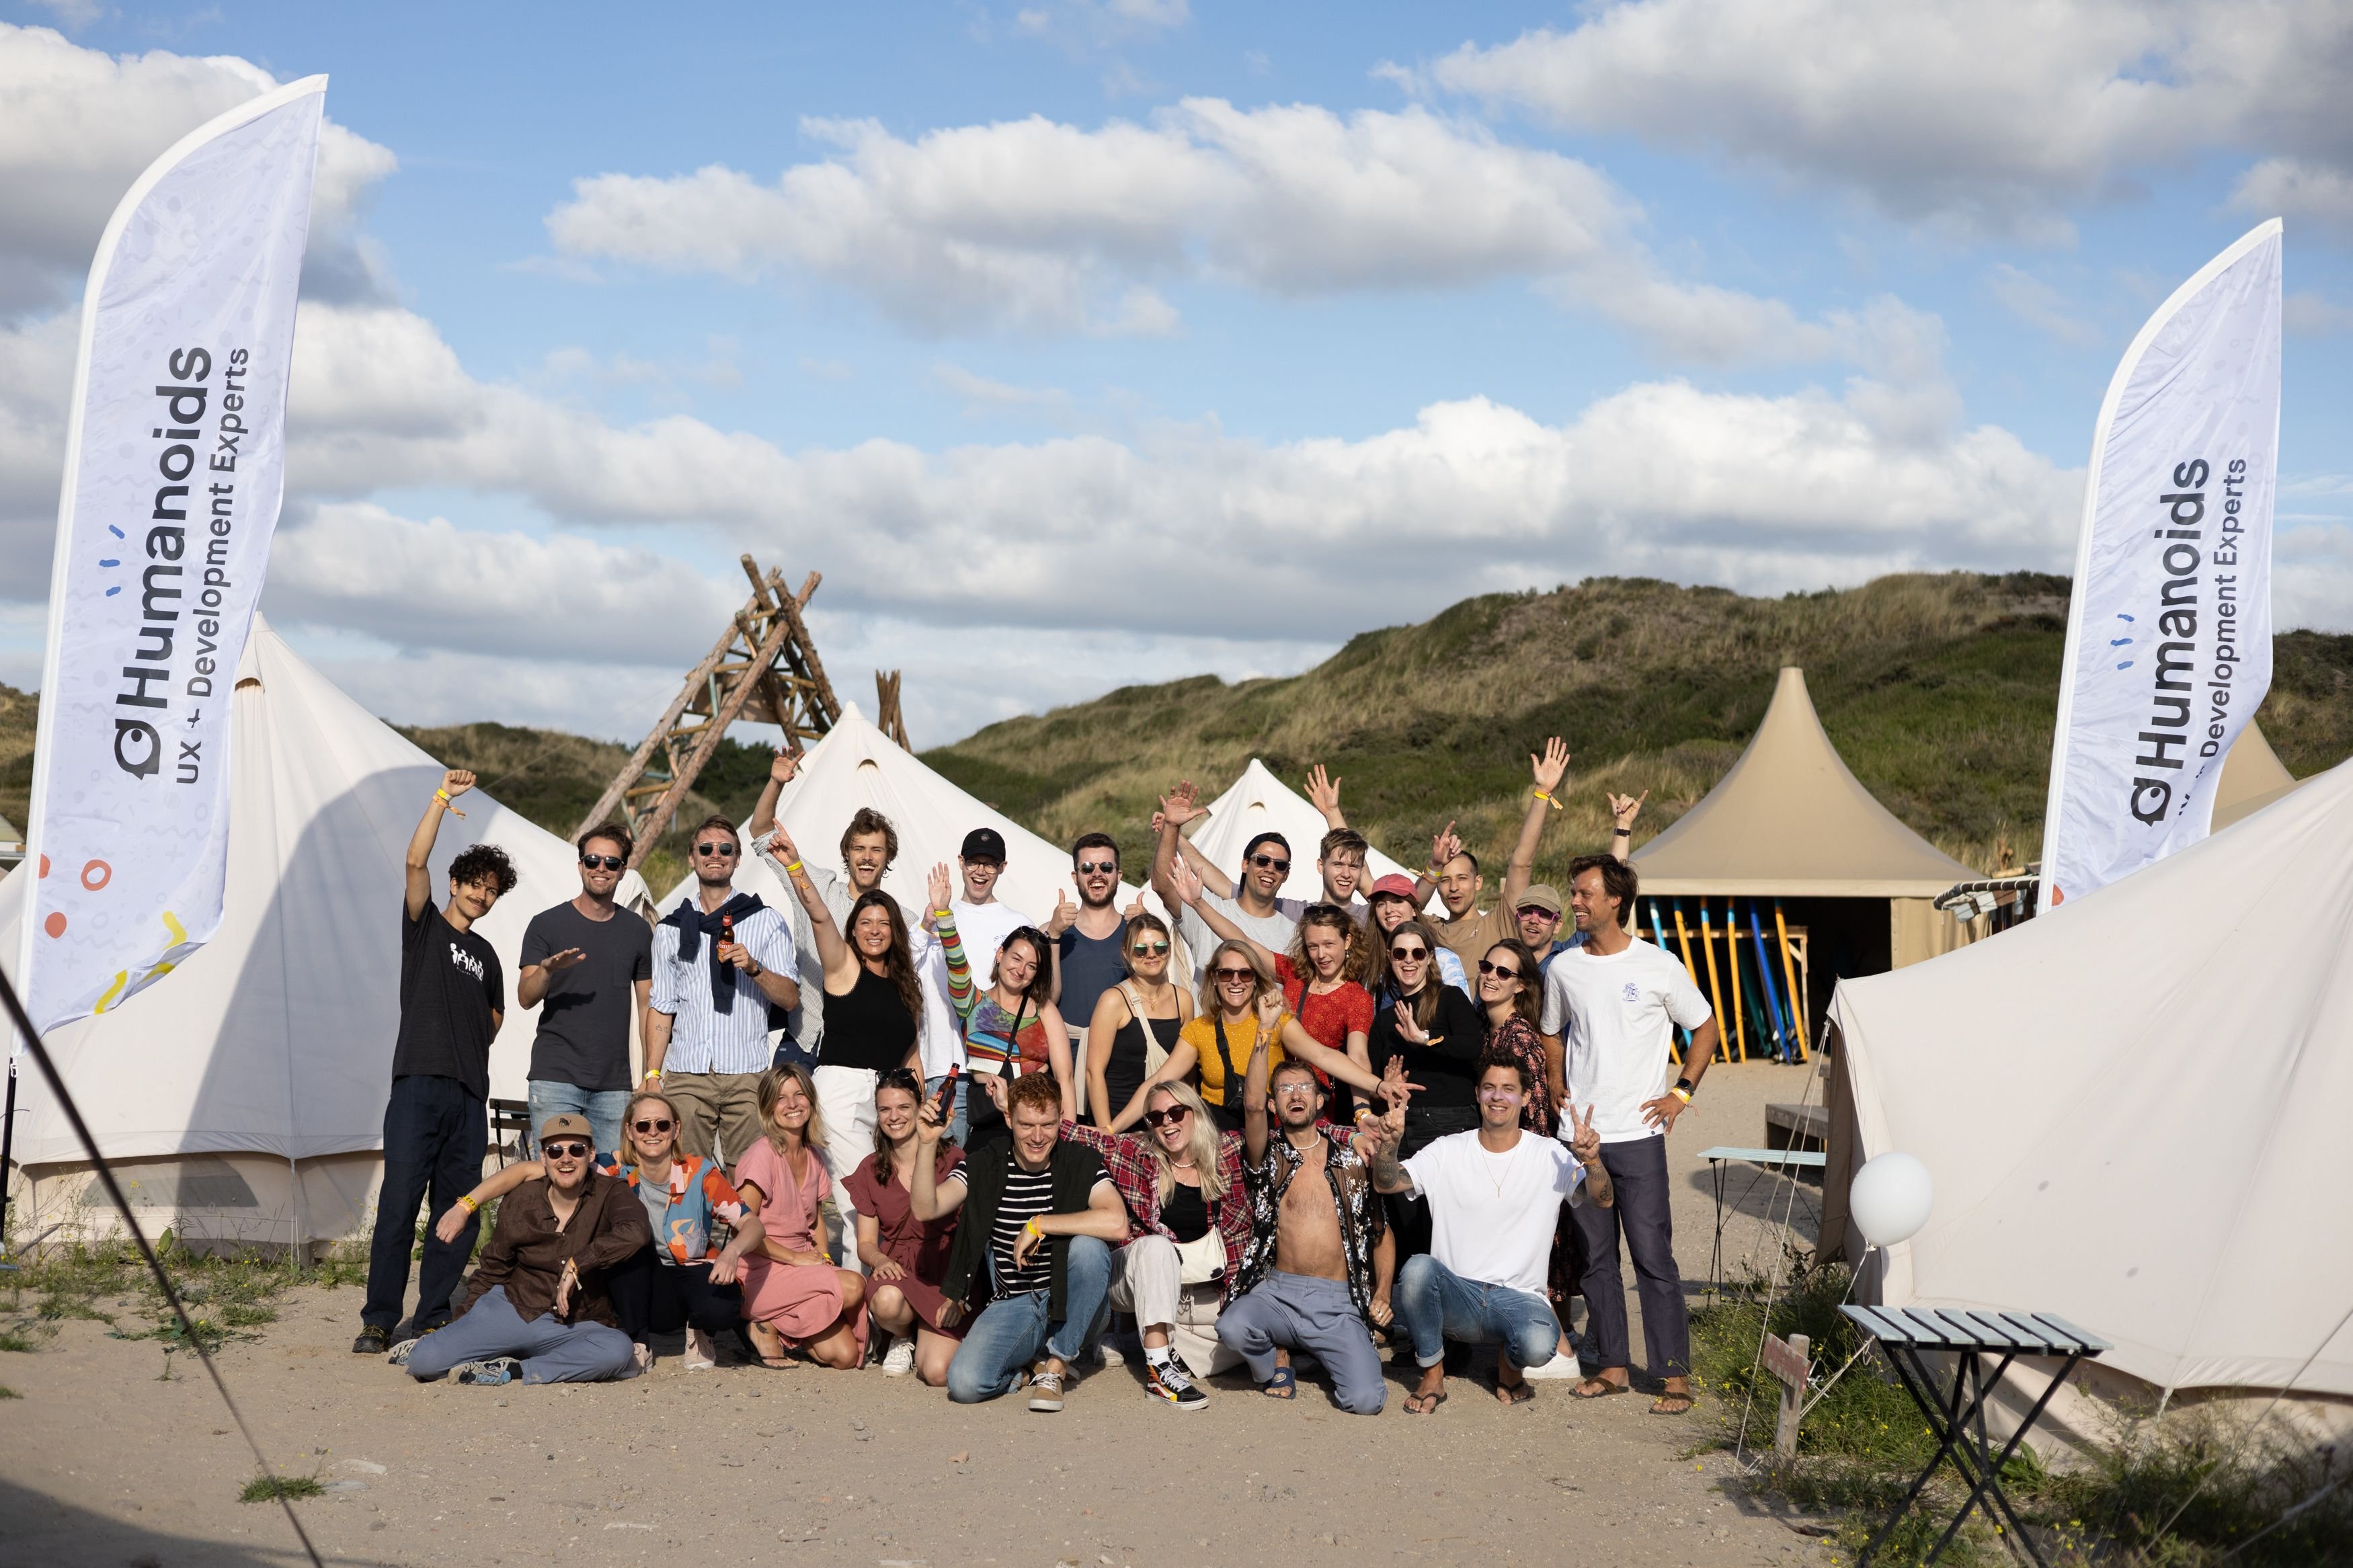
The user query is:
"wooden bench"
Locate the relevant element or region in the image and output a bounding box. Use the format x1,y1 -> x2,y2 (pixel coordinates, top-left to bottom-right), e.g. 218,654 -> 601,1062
1765,1100 -> 1827,1152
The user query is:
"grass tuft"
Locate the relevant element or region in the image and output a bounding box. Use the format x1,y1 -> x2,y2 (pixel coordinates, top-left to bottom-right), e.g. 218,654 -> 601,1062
239,1473 -> 324,1505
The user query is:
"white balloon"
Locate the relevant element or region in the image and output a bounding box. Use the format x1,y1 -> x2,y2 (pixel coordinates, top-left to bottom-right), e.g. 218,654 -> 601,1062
1850,1151 -> 1935,1247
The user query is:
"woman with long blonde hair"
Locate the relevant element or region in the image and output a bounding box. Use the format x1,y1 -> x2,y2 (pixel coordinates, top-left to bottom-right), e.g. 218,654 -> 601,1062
1058,1075 -> 1249,1405
733,1061 -> 867,1368
1086,911 -> 1193,1132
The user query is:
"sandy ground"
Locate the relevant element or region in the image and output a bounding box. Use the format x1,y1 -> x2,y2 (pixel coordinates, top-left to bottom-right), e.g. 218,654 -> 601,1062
0,1061 -> 1834,1568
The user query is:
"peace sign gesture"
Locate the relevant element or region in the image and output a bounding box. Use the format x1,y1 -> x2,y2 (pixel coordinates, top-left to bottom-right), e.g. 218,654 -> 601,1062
1566,1100 -> 1602,1166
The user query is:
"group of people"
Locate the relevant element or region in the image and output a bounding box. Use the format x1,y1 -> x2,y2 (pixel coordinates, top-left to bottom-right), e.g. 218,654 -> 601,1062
357,742 -> 1720,1417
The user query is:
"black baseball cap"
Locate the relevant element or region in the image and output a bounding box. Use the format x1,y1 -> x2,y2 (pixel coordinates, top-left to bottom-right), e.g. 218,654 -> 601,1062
961,827 -> 1008,864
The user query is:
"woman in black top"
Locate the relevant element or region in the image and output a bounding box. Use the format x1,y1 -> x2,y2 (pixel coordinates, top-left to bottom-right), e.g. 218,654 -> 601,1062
1365,918 -> 1484,1264
771,837 -> 959,1264
1086,912 -> 1193,1130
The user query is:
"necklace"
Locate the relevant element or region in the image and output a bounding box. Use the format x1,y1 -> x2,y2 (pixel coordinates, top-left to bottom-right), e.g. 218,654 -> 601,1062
1479,1144 -> 1514,1202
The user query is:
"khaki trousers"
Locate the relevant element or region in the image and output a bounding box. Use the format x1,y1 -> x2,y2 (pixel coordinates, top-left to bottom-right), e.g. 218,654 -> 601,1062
665,1071 -> 766,1172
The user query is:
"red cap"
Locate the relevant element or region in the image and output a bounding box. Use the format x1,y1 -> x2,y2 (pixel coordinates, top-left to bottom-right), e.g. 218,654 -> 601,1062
1367,873 -> 1418,901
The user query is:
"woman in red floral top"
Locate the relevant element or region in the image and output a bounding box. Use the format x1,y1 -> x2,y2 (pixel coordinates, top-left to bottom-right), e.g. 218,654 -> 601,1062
1060,1075 -> 1250,1407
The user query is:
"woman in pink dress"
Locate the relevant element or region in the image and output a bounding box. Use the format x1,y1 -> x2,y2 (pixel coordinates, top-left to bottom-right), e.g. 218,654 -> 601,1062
733,1061 -> 868,1369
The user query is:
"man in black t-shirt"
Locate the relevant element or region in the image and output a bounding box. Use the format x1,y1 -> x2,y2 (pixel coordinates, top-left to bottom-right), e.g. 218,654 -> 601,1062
518,821 -> 653,1160
355,770 -> 518,1358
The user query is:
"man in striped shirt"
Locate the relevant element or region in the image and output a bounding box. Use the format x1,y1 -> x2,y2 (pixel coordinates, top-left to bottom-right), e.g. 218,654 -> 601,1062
643,816 -> 799,1167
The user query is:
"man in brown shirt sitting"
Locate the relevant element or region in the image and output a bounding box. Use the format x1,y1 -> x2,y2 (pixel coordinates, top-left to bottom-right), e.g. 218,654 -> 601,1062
401,1114 -> 651,1386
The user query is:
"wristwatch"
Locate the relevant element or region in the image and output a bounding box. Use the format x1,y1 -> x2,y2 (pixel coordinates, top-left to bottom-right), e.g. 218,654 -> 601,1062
1672,1077 -> 1697,1102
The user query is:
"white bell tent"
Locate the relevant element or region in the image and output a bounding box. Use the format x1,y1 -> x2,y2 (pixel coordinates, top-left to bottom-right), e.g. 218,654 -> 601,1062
1829,755 -> 2353,1408
658,702 -> 1142,934
0,618 -> 608,1252
1183,759 -> 1429,913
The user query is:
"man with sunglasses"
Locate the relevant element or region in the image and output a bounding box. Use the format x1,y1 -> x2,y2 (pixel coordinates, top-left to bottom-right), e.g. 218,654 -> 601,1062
1418,739 -> 1573,978
1050,833 -> 1127,1103
1222,1039 -> 1394,1413
517,822 -> 654,1160
1153,787 -> 1304,963
399,1113 -> 651,1387
645,816 -> 799,1167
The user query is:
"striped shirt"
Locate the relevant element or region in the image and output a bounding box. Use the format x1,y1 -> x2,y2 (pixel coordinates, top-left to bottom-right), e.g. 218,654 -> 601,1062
649,904 -> 795,1075
950,1153 -> 1109,1298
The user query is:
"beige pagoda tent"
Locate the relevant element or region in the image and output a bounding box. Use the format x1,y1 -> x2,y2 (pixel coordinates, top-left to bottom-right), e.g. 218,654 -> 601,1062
2211,720 -> 2302,830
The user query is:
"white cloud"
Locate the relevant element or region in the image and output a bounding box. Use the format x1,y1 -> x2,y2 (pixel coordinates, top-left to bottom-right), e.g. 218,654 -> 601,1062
1433,0 -> 2353,241
1985,263 -> 2099,345
930,363 -> 1076,423
543,98 -> 1880,362
0,22 -> 399,313
2231,157 -> 2353,233
2285,291 -> 2353,337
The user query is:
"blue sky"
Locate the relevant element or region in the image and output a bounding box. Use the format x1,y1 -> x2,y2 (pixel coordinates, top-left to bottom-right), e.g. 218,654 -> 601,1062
2,1 -> 2349,745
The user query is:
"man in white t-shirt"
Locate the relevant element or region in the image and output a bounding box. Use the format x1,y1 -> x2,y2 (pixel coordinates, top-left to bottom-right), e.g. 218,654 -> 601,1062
951,825 -> 1035,986
1357,1053 -> 1613,1413
1540,853 -> 1720,1415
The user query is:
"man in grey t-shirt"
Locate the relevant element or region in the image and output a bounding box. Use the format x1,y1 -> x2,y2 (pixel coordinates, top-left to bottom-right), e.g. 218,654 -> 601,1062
518,822 -> 654,1158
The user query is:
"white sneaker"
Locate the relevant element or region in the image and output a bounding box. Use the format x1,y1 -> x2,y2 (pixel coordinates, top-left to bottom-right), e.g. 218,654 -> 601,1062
684,1329 -> 718,1371
881,1337 -> 917,1377
1522,1346 -> 1583,1380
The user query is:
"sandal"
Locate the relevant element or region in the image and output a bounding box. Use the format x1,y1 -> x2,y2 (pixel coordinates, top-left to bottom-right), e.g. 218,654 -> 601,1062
1572,1376 -> 1629,1399
1261,1367 -> 1298,1400
1403,1387 -> 1449,1415
1649,1391 -> 1696,1415
1497,1379 -> 1535,1406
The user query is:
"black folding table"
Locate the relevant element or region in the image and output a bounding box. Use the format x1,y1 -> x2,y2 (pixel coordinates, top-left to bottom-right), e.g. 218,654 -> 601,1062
1839,1303 -> 2110,1566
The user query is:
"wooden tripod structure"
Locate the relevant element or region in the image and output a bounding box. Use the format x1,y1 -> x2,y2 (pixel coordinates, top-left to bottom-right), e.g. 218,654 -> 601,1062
578,555 -> 842,868
875,669 -> 911,751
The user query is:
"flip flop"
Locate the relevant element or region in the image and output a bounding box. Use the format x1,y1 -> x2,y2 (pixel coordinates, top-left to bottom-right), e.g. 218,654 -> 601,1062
1261,1367 -> 1298,1400
1649,1391 -> 1696,1415
1403,1387 -> 1449,1415
1572,1377 -> 1628,1399
1497,1380 -> 1536,1405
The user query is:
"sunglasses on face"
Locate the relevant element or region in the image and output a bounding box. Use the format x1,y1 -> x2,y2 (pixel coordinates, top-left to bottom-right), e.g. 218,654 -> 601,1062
1130,940 -> 1171,956
1213,966 -> 1257,982
693,842 -> 739,858
1076,860 -> 1117,875
1477,960 -> 1521,979
1390,945 -> 1429,961
543,1140 -> 592,1159
631,1118 -> 673,1134
1141,1106 -> 1194,1129
1248,854 -> 1291,874
580,854 -> 625,871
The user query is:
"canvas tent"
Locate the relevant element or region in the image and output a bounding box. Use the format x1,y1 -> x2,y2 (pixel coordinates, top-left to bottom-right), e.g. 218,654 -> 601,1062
1182,759 -> 1430,915
657,702 -> 1144,948
1827,754 -> 2353,1413
2211,719 -> 2302,830
0,618 -> 614,1253
1631,667 -> 1978,1047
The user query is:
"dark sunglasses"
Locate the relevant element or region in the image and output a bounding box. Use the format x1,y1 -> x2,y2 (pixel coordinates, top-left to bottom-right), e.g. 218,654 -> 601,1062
1130,939 -> 1172,956
1477,959 -> 1521,979
1076,859 -> 1117,874
1141,1106 -> 1194,1128
879,1069 -> 924,1094
1389,945 -> 1429,960
543,1140 -> 592,1159
1248,854 -> 1291,874
580,853 -> 625,871
1212,966 -> 1257,982
630,1118 -> 673,1134
693,841 -> 740,858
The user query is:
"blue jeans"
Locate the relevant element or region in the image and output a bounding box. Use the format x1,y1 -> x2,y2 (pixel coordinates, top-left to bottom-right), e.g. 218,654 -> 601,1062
945,1234 -> 1113,1403
1396,1253 -> 1561,1372
526,1079 -> 633,1161
404,1286 -> 639,1385
924,1073 -> 970,1149
364,1075 -> 485,1331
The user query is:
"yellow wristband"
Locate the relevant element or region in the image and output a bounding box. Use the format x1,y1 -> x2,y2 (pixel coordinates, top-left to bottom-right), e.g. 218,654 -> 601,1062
1533,789 -> 1561,810
934,909 -> 954,920
1023,1219 -> 1043,1239
1669,1086 -> 1692,1105
457,1194 -> 479,1214
785,860 -> 804,874
645,1070 -> 663,1081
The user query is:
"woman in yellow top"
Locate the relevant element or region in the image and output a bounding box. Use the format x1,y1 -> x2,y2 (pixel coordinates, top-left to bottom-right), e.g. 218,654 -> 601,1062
1127,937 -> 1384,1136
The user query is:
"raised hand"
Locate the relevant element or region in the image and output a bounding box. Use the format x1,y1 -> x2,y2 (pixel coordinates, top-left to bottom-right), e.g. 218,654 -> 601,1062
769,747 -> 801,788
1429,821 -> 1462,873
915,1095 -> 945,1147
1159,780 -> 1205,829
767,827 -> 803,866
1047,887 -> 1078,936
1568,1101 -> 1602,1165
1304,764 -> 1343,821
1122,895 -> 1146,920
440,768 -> 476,799
926,862 -> 955,913
1531,737 -> 1571,795
1391,1000 -> 1431,1046
1609,789 -> 1650,833
1379,1052 -> 1419,1113
1255,988 -> 1285,1034
543,946 -> 587,974
1168,854 -> 1205,907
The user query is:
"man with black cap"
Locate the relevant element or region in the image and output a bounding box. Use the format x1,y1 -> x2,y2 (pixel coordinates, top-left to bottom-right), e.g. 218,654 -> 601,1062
399,1113 -> 651,1386
951,825 -> 1035,985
